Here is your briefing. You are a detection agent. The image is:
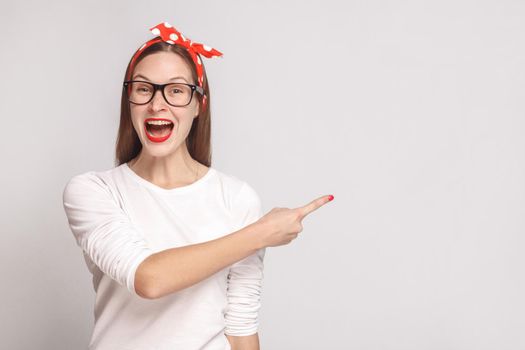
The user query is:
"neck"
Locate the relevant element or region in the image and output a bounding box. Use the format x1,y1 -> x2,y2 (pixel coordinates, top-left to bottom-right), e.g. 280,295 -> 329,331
128,143 -> 204,188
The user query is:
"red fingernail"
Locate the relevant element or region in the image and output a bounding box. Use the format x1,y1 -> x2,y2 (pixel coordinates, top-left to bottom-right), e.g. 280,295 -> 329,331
328,195 -> 334,201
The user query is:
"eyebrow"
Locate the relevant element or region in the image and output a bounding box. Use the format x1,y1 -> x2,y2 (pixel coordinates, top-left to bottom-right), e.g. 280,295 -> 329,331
132,74 -> 189,83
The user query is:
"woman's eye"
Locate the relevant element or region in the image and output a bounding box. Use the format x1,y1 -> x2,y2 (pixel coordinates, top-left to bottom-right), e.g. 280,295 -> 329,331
171,89 -> 182,94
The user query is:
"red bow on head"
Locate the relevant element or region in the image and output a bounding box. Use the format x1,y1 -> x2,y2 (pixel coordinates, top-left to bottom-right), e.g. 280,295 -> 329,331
128,22 -> 223,110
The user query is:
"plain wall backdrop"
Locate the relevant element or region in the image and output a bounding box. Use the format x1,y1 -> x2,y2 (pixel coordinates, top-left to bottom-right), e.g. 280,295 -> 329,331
1,0 -> 524,349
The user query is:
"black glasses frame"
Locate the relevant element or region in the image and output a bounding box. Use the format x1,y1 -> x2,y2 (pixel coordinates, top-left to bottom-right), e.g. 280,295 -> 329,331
123,80 -> 205,107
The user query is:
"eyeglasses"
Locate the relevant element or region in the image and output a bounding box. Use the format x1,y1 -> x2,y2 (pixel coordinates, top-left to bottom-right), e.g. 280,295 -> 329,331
123,80 -> 205,107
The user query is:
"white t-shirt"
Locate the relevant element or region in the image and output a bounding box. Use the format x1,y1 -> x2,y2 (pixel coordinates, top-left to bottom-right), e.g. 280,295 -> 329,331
62,163 -> 266,350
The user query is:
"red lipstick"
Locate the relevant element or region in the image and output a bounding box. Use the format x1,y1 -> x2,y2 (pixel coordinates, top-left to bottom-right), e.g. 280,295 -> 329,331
144,117 -> 174,143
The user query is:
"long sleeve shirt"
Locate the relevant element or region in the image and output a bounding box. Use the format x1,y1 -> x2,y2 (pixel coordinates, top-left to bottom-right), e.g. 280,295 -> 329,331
62,162 -> 266,350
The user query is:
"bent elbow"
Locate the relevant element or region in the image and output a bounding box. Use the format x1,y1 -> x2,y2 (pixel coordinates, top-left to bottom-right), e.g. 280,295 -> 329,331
135,279 -> 177,300
134,258 -> 160,299
132,253 -> 186,299
135,282 -> 158,299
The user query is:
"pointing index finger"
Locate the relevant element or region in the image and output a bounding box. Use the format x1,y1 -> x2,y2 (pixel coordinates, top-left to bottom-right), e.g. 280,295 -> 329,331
296,194 -> 334,219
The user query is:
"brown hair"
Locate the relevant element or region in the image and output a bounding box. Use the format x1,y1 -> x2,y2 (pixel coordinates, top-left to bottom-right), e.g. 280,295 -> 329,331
114,41 -> 212,167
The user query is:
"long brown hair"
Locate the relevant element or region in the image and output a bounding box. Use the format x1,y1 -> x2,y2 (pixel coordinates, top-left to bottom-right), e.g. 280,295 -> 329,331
115,41 -> 212,167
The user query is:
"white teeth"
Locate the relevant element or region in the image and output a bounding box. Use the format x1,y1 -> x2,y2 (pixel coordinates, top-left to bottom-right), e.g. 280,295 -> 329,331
146,120 -> 173,126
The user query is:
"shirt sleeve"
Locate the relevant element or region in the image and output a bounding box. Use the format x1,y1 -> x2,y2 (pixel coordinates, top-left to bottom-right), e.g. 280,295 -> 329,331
62,172 -> 155,296
224,181 -> 267,336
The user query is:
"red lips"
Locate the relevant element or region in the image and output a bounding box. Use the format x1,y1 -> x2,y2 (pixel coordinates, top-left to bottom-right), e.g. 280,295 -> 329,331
144,117 -> 174,143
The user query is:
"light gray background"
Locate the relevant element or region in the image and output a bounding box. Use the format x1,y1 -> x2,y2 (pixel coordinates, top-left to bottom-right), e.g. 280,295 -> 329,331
1,1 -> 524,349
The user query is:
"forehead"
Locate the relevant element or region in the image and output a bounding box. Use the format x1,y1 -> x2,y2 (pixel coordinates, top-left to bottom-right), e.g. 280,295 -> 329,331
133,51 -> 193,82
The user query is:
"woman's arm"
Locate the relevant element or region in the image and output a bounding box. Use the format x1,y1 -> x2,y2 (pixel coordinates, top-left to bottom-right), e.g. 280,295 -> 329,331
225,333 -> 260,350
135,221 -> 266,299
63,172 -> 268,300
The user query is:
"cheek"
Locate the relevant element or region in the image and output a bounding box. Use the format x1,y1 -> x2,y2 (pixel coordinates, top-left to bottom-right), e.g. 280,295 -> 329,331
130,115 -> 141,132
130,114 -> 147,136
180,103 -> 199,120
190,99 -> 200,117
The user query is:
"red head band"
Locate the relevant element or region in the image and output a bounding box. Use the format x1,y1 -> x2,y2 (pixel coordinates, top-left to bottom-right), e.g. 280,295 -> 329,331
127,22 -> 223,110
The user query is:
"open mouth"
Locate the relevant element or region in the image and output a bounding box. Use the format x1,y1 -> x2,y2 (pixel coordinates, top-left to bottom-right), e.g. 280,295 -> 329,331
144,119 -> 174,138
144,118 -> 174,142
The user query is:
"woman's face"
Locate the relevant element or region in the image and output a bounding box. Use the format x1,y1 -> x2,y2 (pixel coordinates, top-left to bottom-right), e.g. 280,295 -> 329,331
129,51 -> 200,157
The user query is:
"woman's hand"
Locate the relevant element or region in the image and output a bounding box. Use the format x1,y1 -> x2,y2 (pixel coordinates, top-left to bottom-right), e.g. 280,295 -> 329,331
256,195 -> 334,247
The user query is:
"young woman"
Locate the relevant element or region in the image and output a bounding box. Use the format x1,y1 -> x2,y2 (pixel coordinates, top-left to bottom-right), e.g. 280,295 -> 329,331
62,22 -> 334,350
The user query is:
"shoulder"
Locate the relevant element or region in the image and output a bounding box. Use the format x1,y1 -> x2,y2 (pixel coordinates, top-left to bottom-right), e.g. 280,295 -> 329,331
211,167 -> 262,213
62,166 -> 121,203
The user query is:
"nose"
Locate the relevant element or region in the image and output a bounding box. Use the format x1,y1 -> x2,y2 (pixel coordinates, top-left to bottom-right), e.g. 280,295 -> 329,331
150,88 -> 168,111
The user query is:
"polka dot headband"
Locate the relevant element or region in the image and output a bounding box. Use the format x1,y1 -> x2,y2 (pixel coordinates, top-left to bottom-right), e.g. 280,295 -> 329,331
128,22 -> 223,110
